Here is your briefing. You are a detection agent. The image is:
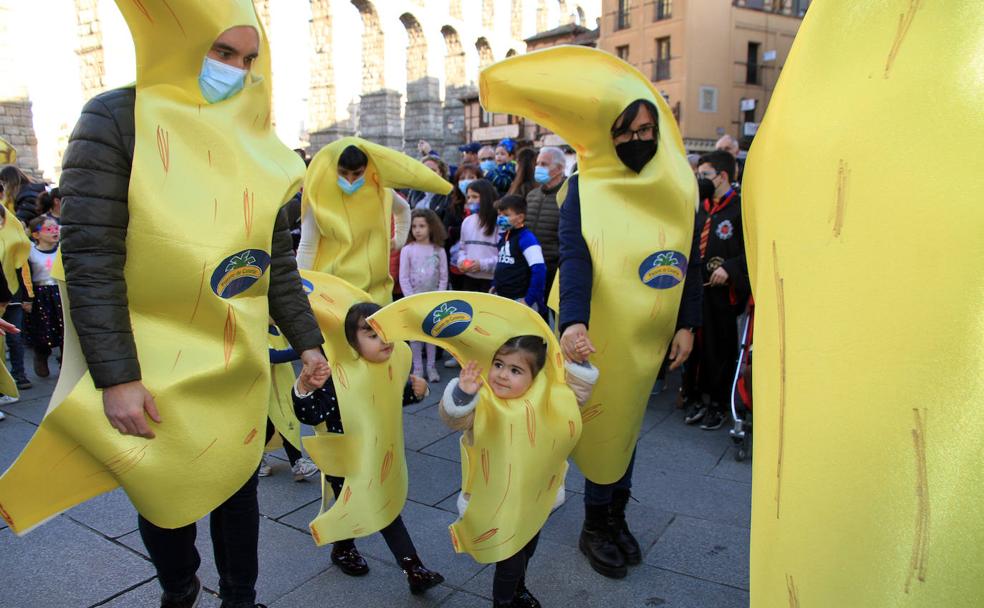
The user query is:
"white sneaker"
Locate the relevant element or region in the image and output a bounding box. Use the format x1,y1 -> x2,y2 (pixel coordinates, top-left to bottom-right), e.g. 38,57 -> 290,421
0,411 -> 5,421
258,455 -> 273,477
443,358 -> 459,368
291,457 -> 319,481
427,368 -> 441,383
0,395 -> 19,405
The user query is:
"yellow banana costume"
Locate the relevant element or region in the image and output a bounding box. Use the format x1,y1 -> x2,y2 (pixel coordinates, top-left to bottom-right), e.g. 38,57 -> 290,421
298,270 -> 412,546
0,210 -> 29,399
370,292 -> 582,563
301,137 -> 452,304
0,136 -> 15,165
0,0 -> 305,533
744,3 -> 984,606
266,327 -> 301,451
480,46 -> 695,484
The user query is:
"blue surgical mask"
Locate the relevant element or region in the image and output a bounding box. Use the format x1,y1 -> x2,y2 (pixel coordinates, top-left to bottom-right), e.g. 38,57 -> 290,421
467,202 -> 480,214
337,175 -> 365,195
496,215 -> 512,230
458,179 -> 474,195
199,57 -> 247,104
534,166 -> 552,184
480,160 -> 497,173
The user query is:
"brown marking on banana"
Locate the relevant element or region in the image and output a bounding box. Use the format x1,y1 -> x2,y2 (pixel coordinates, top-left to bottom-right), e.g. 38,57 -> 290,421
833,159 -> 849,238
388,365 -> 393,381
224,305 -> 237,370
478,310 -> 510,322
310,526 -> 321,545
189,260 -> 207,323
786,574 -> 799,608
335,363 -> 349,390
547,474 -> 556,490
581,403 -> 603,423
885,0 -> 922,78
171,350 -> 182,372
491,464 -> 513,519
160,0 -> 185,36
342,486 -> 352,505
156,126 -> 169,174
569,420 -> 577,438
449,528 -> 460,552
474,326 -> 491,336
190,438 -> 218,463
905,407 -> 930,593
773,241 -> 787,519
129,0 -> 152,22
0,501 -> 13,528
380,446 -> 395,483
212,199 -> 217,224
509,423 -> 514,445
375,498 -> 392,514
243,428 -> 258,445
471,528 -> 499,544
207,150 -> 212,167
243,188 -> 255,237
243,371 -> 263,397
352,527 -> 365,536
481,448 -> 490,485
525,400 -> 536,447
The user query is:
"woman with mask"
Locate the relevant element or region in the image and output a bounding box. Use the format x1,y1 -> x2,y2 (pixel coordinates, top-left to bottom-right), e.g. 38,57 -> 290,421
454,179 -> 499,294
480,46 -> 703,581
444,163 -> 482,292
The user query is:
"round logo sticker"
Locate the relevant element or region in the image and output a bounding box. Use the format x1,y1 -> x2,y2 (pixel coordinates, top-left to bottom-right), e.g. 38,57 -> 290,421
638,250 -> 687,290
300,278 -> 314,295
422,300 -> 474,338
210,250 -> 271,299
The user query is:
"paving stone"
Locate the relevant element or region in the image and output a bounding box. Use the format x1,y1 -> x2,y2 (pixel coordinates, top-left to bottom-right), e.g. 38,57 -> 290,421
438,589 -> 494,607
100,580 -> 223,607
0,517 -> 154,608
709,449 -> 753,484
434,492 -> 461,515
540,493 -> 675,554
405,449 -> 462,507
630,468 -> 752,529
403,412 -> 455,452
419,429 -> 462,463
269,553 -> 454,607
646,515 -> 750,591
66,487 -> 138,539
636,419 -> 732,476
0,395 -> 49,425
414,402 -> 444,421
0,414 -> 39,471
256,465 -> 323,519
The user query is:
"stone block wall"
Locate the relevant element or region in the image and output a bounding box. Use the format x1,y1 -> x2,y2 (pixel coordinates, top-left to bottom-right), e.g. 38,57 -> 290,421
358,89 -> 403,151
441,84 -> 476,163
403,77 -> 444,156
75,0 -> 105,102
0,101 -> 40,176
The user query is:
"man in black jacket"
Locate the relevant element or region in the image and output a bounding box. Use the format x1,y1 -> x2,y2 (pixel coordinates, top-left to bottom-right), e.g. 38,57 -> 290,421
59,24 -> 327,608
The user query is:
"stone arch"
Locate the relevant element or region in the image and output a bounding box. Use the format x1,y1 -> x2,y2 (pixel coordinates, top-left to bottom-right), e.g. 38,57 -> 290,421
510,0 -> 524,39
308,0 -> 338,150
441,25 -> 466,87
482,0 -> 495,30
399,12 -> 427,81
536,0 -> 548,32
449,0 -> 462,20
400,12 -> 441,155
351,0 -> 383,92
441,25 -> 472,161
475,37 -> 494,69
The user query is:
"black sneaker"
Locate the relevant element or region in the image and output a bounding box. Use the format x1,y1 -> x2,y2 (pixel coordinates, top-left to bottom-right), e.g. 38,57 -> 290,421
15,377 -> 31,390
161,576 -> 201,608
700,410 -> 726,430
683,402 -> 706,425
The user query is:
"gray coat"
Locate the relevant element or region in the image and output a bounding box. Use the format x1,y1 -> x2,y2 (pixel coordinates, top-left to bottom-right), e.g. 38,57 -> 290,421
524,180 -> 563,275
59,87 -> 323,388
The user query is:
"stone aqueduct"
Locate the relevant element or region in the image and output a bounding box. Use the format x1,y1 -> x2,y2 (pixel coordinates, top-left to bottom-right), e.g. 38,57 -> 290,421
0,0 -> 595,178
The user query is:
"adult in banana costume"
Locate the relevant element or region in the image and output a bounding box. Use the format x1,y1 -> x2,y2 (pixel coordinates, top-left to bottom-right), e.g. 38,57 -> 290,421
744,3 -> 983,606
0,2 -> 329,607
480,46 -> 702,579
296,137 -> 452,304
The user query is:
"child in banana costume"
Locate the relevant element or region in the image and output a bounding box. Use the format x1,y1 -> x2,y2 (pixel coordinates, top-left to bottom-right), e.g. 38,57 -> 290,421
295,270 -> 445,595
0,2 -> 328,606
744,2 -> 984,606
297,137 -> 452,304
368,291 -> 587,607
480,46 -> 702,580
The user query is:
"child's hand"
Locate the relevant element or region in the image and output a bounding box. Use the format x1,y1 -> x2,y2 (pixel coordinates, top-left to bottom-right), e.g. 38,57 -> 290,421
410,375 -> 428,399
458,361 -> 482,394
459,259 -> 476,272
298,361 -> 331,394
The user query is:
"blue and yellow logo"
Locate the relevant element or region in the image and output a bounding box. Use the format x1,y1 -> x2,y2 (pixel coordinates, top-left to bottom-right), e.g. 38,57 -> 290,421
639,250 -> 687,289
210,250 -> 271,299
300,278 -> 314,295
422,300 -> 473,338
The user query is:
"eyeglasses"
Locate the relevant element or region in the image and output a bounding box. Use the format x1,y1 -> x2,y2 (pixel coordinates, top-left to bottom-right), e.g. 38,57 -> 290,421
612,123 -> 656,142
697,170 -> 718,179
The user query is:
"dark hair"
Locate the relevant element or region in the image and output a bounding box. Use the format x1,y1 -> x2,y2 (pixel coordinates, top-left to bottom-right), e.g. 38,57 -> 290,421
465,178 -> 499,236
451,162 -> 483,208
610,98 -> 660,140
422,156 -> 448,180
698,150 -> 736,184
338,145 -> 369,172
507,148 -> 537,196
0,165 -> 31,201
495,194 -> 526,215
495,335 -> 548,378
344,302 -> 382,353
28,215 -> 55,234
410,208 -> 447,246
36,190 -> 57,216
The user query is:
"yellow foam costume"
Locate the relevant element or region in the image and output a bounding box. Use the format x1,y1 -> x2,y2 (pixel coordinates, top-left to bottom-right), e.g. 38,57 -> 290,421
0,209 -> 29,399
0,136 -> 15,165
370,292 -> 582,563
266,327 -> 301,451
301,137 -> 452,304
0,0 -> 305,533
298,270 -> 412,546
743,3 -> 984,606
480,46 -> 695,484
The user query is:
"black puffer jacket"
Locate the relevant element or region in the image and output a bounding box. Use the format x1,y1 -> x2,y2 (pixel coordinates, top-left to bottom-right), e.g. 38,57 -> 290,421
59,87 -> 322,389
13,182 -> 45,225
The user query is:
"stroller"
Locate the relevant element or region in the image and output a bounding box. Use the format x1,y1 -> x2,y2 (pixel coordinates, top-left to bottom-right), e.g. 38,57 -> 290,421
730,298 -> 754,461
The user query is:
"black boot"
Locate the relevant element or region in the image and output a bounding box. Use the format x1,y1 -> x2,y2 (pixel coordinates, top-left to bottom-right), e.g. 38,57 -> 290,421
579,504 -> 627,579
400,554 -> 445,594
513,579 -> 541,608
609,489 -> 642,565
331,539 -> 369,576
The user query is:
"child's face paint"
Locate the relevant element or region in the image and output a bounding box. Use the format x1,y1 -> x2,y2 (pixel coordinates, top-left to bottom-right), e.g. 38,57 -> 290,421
356,321 -> 394,364
34,221 -> 59,246
488,351 -> 534,400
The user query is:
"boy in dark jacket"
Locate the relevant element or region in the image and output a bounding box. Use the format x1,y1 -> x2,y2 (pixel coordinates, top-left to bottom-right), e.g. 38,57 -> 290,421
492,195 -> 546,312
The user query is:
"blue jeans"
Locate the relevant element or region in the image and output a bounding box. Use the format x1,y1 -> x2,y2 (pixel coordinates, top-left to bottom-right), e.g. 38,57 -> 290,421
3,304 -> 25,380
583,448 -> 636,507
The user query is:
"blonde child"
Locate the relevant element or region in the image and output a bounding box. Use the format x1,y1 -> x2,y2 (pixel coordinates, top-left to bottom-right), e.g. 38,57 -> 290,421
24,216 -> 62,377
398,209 -> 448,382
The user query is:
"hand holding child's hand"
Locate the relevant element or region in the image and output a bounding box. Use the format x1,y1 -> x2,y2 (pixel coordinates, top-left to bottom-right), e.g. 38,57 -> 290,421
298,357 -> 331,394
410,375 -> 428,399
458,361 -> 482,394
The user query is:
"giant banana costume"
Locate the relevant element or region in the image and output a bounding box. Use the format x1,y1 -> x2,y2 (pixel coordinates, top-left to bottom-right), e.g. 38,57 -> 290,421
0,0 -> 305,533
299,270 -> 412,546
0,136 -> 16,165
480,47 -> 695,483
301,137 -> 452,304
267,326 -> 301,451
370,292 -> 582,563
744,3 -> 984,606
0,208 -> 30,399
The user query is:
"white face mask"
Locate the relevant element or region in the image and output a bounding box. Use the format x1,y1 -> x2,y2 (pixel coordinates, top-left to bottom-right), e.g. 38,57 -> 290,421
199,57 -> 247,104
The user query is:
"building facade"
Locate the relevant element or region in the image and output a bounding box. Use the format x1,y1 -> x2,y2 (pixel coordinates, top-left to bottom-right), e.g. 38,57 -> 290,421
598,0 -> 809,151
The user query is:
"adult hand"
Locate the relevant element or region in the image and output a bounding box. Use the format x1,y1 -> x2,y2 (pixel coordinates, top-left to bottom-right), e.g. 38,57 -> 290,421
0,316 -> 18,336
560,323 -> 595,363
22,301 -> 32,314
103,381 -> 161,439
458,361 -> 483,394
299,348 -> 330,390
667,328 -> 695,371
705,266 -> 729,287
410,375 -> 428,399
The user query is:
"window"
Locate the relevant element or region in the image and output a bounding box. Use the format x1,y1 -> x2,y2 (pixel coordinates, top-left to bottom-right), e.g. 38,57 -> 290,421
793,0 -> 811,16
744,0 -> 765,9
616,45 -> 630,61
654,37 -> 671,81
699,86 -> 718,113
655,0 -> 672,20
617,0 -> 630,30
480,108 -> 493,127
746,41 -> 760,85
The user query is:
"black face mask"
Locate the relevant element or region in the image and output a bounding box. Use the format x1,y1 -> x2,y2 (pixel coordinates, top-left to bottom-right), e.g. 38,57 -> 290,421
697,177 -> 716,202
615,139 -> 658,173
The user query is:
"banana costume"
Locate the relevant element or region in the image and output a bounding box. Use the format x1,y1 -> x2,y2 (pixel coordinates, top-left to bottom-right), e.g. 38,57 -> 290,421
0,0 -> 305,533
0,210 -> 29,399
480,46 -> 695,484
266,327 -> 301,451
0,136 -> 15,165
298,270 -> 412,546
744,3 -> 984,605
370,292 -> 582,563
301,137 -> 452,304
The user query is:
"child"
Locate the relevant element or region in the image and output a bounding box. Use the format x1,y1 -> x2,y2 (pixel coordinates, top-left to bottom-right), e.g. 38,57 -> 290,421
293,302 -> 444,595
455,179 -> 499,294
24,216 -> 62,378
441,335 -> 598,608
492,195 -> 546,312
485,139 -> 517,196
399,209 -> 448,383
